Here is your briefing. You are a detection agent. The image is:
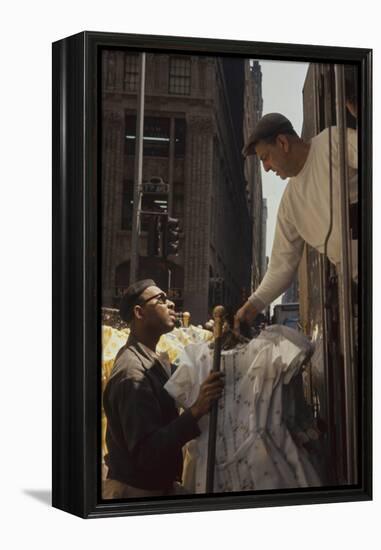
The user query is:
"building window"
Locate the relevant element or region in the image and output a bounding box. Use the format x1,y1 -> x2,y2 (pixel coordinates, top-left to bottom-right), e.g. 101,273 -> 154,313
169,57 -> 191,95
141,179 -> 168,232
124,54 -> 139,92
144,117 -> 170,156
125,115 -> 170,157
121,180 -> 134,230
122,178 -> 170,231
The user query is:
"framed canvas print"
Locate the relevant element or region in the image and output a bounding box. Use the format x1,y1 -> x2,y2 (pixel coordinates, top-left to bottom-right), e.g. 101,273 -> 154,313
52,31 -> 372,518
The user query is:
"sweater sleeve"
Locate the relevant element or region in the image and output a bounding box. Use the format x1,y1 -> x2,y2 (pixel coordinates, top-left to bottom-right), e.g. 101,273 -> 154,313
249,193 -> 305,310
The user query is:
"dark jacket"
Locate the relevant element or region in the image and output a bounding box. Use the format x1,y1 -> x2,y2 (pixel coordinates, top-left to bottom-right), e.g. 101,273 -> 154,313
103,335 -> 200,490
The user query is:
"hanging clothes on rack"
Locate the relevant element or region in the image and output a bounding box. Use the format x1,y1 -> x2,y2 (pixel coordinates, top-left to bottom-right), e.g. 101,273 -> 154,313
164,325 -> 321,493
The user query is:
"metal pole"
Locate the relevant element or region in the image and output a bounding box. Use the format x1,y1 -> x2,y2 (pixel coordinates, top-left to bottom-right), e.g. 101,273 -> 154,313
334,64 -> 357,484
129,53 -> 146,284
206,305 -> 225,493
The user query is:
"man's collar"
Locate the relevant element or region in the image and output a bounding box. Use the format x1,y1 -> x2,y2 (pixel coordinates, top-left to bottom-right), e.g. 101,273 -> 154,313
127,333 -> 172,377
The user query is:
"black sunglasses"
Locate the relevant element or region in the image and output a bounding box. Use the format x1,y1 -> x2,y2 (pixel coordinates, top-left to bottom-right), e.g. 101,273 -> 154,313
140,292 -> 169,306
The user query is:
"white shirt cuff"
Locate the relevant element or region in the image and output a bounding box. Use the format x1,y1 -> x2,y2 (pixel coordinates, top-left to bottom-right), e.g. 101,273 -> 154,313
248,294 -> 266,312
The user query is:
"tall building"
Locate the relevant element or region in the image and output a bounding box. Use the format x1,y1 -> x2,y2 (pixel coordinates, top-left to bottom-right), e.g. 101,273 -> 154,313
261,197 -> 268,280
243,61 -> 264,293
101,51 -> 263,324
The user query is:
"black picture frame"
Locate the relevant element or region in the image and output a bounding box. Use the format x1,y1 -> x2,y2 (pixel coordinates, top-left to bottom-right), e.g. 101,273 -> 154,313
52,31 -> 372,519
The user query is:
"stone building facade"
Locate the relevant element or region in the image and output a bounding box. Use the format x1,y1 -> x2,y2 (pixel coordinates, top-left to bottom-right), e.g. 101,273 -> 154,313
101,50 -> 263,324
261,198 -> 268,280
243,61 -> 264,292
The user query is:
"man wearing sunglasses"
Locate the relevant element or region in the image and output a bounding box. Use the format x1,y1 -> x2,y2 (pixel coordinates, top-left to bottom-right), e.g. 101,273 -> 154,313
103,279 -> 224,498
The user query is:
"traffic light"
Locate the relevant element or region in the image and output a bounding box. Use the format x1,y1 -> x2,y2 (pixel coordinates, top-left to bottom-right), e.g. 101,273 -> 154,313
162,215 -> 180,258
147,214 -> 161,257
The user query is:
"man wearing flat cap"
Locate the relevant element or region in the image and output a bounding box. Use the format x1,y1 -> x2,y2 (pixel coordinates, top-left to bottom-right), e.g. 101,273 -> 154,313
103,279 -> 224,498
234,112 -> 358,332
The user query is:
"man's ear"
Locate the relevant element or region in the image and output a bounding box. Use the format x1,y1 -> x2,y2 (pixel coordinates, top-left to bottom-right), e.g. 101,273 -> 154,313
277,134 -> 290,152
133,304 -> 144,321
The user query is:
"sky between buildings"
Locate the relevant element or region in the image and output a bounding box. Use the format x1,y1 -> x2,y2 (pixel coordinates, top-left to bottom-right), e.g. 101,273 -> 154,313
257,59 -> 309,306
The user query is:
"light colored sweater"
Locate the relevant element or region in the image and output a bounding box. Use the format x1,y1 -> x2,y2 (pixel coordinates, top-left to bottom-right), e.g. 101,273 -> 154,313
250,127 -> 358,311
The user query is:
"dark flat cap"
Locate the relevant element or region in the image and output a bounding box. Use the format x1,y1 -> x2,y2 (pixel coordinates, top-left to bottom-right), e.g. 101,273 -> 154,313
242,113 -> 295,157
119,279 -> 156,322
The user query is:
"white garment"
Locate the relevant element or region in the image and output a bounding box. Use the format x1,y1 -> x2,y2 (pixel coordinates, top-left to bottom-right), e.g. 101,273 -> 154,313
164,325 -> 321,493
250,127 -> 358,310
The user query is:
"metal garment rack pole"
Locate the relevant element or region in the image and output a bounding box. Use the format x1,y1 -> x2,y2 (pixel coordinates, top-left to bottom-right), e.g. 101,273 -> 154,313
334,64 -> 357,484
129,53 -> 146,285
205,305 -> 225,493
